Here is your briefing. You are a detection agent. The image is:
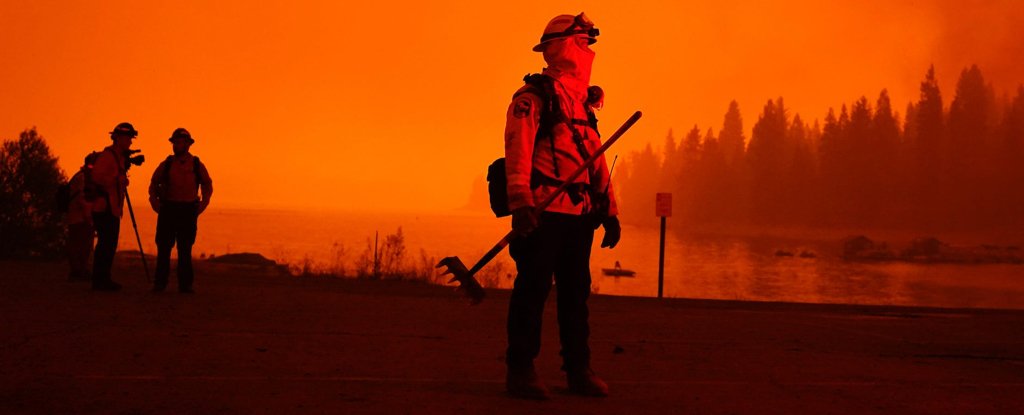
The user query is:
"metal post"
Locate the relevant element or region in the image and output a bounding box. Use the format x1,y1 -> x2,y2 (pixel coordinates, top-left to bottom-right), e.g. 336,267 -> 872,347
658,215 -> 666,298
124,192 -> 151,282
374,231 -> 379,278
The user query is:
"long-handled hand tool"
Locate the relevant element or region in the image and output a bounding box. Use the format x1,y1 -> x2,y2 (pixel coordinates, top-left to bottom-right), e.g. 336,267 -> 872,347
438,111 -> 642,304
124,192 -> 151,282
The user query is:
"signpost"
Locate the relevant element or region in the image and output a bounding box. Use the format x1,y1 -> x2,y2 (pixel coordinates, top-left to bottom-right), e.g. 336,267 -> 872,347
655,193 -> 672,298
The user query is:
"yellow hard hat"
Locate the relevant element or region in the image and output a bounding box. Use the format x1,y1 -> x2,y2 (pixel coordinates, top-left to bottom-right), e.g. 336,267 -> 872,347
532,12 -> 599,52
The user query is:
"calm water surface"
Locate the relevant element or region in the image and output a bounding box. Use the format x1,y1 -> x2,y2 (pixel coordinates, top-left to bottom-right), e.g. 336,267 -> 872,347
119,207 -> 1024,310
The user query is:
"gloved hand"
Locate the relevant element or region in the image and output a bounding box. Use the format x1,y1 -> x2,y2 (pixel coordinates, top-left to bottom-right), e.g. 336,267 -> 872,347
512,207 -> 538,237
601,216 -> 620,248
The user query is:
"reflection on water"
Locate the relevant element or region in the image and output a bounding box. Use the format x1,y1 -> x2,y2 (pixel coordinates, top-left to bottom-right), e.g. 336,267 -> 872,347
118,207 -> 1024,310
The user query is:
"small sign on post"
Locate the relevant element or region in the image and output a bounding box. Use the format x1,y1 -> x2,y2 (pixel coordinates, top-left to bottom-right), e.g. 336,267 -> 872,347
656,193 -> 672,217
655,193 -> 671,299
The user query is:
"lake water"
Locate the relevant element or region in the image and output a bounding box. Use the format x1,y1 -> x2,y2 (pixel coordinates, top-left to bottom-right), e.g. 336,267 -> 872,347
116,206 -> 1024,310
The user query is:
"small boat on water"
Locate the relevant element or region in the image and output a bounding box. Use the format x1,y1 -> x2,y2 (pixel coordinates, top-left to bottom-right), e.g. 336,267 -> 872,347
602,261 -> 636,277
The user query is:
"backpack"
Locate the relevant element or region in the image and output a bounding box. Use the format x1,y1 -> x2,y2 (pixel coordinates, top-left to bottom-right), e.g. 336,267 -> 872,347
81,150 -> 108,202
487,74 -> 600,218
56,150 -> 107,214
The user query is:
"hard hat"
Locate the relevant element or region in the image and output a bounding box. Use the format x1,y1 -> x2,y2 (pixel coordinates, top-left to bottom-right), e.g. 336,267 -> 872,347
532,12 -> 599,52
169,128 -> 194,143
109,122 -> 138,138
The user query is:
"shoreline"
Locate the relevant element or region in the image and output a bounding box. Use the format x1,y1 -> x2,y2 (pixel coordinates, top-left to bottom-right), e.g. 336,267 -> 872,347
100,250 -> 1024,312
13,255 -> 1024,315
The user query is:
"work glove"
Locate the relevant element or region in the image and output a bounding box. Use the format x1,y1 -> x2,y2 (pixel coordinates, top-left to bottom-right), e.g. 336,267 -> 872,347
600,216 -> 621,249
512,207 -> 539,237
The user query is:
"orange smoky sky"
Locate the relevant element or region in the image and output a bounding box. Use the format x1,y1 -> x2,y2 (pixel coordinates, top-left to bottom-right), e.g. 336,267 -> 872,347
2,1 -> 1021,212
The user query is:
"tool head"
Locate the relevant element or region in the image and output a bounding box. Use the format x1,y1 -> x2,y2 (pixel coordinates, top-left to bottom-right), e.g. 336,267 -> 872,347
436,256 -> 486,305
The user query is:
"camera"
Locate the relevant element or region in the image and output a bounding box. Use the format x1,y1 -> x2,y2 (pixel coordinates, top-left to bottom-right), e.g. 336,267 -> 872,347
125,149 -> 145,169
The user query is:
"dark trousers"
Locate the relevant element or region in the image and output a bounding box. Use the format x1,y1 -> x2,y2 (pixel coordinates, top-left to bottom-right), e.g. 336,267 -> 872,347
507,212 -> 595,373
154,201 -> 198,290
67,222 -> 94,280
91,212 -> 120,285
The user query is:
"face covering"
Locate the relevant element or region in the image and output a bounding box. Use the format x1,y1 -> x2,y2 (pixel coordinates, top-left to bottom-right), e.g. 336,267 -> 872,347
542,36 -> 596,86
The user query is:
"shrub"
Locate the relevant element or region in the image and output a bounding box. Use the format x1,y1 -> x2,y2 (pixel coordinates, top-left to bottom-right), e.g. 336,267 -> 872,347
355,227 -> 406,279
0,128 -> 67,259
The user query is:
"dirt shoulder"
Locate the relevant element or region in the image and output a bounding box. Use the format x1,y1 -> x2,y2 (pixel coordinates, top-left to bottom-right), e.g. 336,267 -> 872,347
1,258 -> 1022,414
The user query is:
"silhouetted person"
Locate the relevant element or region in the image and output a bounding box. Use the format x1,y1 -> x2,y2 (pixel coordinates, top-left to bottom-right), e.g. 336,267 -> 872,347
503,12 -> 620,400
65,156 -> 94,281
90,122 -> 138,291
148,128 -> 212,293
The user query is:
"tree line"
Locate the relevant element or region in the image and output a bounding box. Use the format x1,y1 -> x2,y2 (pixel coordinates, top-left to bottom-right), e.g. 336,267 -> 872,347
616,65 -> 1024,233
0,128 -> 66,258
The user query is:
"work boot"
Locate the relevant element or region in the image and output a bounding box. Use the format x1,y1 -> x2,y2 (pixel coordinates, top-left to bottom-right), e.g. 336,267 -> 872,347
567,369 -> 609,397
506,366 -> 551,400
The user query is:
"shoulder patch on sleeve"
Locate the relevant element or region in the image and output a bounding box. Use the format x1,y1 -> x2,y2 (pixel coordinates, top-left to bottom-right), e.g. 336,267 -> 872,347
513,98 -> 532,119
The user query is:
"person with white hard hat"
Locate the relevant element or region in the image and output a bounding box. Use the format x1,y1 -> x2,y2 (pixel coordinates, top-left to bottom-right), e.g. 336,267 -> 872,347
502,12 -> 619,400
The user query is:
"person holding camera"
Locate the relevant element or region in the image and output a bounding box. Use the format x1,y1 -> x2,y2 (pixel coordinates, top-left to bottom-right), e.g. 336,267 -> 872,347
148,128 -> 212,293
90,122 -> 142,291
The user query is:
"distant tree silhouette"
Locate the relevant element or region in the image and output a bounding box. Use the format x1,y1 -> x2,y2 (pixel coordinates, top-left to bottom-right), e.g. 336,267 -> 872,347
694,127 -> 727,224
719,100 -> 746,169
786,114 -> 816,223
658,129 -> 679,194
0,128 -> 67,259
869,90 -> 904,226
913,66 -> 946,226
901,100 -> 919,221
709,102 -> 747,225
676,125 -> 702,221
948,65 -> 998,225
618,64 -> 1022,234
1000,86 -> 1024,226
747,98 -> 790,223
815,106 -> 847,223
847,97 -> 875,224
619,142 -> 660,223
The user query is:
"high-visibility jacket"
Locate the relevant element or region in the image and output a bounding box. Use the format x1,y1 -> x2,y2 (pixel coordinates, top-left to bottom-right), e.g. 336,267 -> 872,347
148,153 -> 213,204
89,146 -> 127,217
503,70 -> 617,216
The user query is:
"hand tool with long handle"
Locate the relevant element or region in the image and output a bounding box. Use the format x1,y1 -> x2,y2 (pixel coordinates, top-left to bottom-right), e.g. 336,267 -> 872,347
124,192 -> 151,282
438,111 -> 642,304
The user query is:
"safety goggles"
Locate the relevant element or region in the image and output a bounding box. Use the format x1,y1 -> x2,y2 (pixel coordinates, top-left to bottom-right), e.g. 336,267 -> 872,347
540,13 -> 600,44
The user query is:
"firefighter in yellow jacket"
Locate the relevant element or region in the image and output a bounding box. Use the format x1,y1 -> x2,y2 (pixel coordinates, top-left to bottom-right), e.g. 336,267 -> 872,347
148,128 -> 213,293
503,12 -> 620,400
